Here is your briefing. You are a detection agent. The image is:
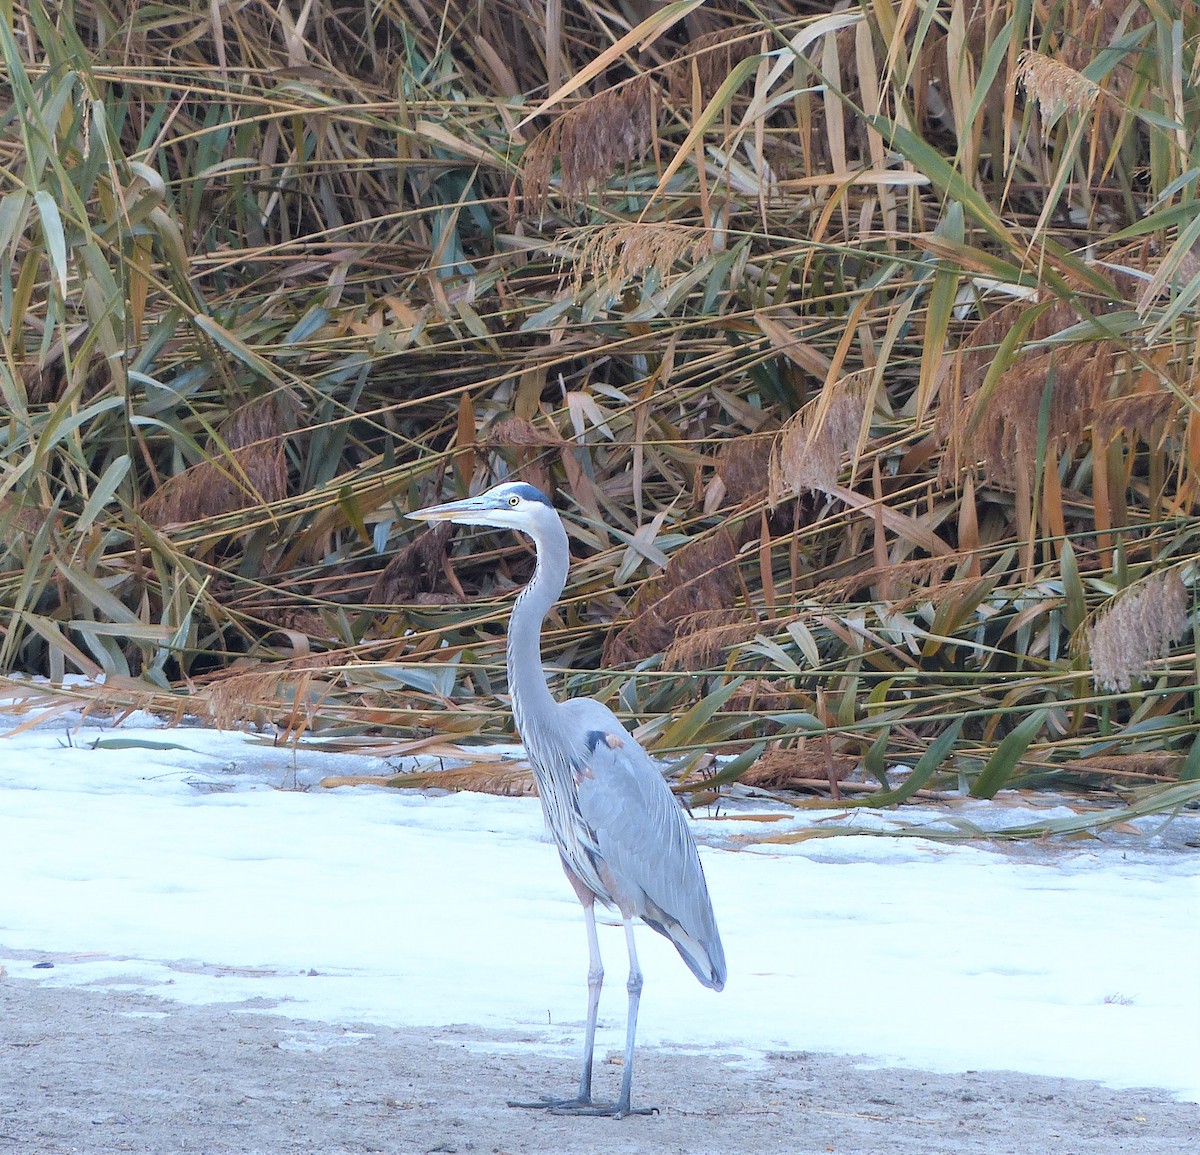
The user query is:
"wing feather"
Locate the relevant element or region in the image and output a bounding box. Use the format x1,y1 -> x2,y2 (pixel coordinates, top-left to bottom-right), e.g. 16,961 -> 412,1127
562,701 -> 726,990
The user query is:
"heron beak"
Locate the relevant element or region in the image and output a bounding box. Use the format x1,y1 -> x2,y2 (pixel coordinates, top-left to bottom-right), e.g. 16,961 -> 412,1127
406,494 -> 501,525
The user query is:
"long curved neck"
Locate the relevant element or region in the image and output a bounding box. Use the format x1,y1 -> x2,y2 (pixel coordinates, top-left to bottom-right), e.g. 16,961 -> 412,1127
507,518 -> 569,744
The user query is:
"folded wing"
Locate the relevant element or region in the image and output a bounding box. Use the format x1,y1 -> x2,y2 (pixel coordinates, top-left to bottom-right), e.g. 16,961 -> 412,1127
567,709 -> 726,991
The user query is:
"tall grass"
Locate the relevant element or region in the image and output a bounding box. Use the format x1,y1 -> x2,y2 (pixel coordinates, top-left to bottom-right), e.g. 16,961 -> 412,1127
1,1 -> 1197,825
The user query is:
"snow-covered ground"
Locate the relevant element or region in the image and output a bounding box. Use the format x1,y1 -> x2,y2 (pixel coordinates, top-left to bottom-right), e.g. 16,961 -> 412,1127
1,699 -> 1197,1101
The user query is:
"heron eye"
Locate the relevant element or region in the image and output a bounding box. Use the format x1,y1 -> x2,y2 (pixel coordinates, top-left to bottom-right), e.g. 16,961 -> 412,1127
508,495 -> 520,507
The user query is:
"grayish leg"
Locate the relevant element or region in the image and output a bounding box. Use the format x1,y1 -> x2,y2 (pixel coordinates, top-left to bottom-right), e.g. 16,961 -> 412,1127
576,899 -> 604,1101
509,906 -> 656,1118
613,917 -> 649,1118
508,899 -> 605,1112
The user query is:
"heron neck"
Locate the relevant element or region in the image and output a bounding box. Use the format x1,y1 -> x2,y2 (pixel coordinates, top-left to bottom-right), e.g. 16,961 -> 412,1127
507,520 -> 569,742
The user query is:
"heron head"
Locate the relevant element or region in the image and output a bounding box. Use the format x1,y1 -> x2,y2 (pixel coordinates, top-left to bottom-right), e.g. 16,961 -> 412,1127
407,482 -> 557,531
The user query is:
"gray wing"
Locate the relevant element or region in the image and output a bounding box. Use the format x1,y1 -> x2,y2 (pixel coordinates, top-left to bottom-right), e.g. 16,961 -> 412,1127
562,700 -> 726,991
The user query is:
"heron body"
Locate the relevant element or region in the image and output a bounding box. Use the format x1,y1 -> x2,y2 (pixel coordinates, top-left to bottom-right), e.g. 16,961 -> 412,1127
409,481 -> 725,1117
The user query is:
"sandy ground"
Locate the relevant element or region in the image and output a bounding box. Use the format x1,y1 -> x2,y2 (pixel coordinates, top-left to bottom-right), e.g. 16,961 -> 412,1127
0,975 -> 1194,1155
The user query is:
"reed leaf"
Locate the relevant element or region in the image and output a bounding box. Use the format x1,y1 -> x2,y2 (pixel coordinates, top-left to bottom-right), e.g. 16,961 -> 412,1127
0,0 -> 1194,834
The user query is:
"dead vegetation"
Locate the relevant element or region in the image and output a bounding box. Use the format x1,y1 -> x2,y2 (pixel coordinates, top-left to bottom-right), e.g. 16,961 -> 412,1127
142,397 -> 292,528
1088,570 -> 1190,693
605,530 -> 746,667
0,0 -> 1197,820
518,76 -> 657,215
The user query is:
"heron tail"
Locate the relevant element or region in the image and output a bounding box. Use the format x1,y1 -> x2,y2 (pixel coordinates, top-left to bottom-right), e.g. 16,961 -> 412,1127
643,907 -> 727,991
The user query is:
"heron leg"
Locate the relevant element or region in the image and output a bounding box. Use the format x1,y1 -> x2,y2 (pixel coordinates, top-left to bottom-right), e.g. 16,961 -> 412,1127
508,899 -> 605,1112
611,916 -> 656,1118
508,904 -> 656,1118
519,917 -> 656,1119
577,898 -> 604,1100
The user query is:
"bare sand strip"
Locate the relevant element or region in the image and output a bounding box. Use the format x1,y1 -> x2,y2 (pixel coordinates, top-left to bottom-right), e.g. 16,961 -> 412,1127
1,978 -> 1194,1154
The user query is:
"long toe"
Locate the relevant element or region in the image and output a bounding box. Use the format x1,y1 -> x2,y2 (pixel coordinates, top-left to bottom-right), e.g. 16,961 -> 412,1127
508,1095 -> 592,1111
508,1095 -> 657,1118
550,1101 -> 658,1119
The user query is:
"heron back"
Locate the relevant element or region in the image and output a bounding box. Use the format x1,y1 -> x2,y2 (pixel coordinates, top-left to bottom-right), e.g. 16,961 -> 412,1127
536,699 -> 726,991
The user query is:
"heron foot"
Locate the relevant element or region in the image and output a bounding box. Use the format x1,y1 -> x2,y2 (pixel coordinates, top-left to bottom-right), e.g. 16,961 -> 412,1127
555,1102 -> 658,1119
507,1095 -> 587,1110
507,1095 -> 657,1119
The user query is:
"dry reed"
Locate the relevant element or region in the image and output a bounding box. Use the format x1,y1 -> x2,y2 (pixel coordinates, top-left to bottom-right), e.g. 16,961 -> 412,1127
768,374 -> 869,504
1088,570 -> 1190,692
368,522 -> 454,605
570,223 -> 712,296
518,76 -> 656,214
666,26 -> 763,108
1016,49 -> 1100,137
142,396 -> 291,527
604,531 -> 743,666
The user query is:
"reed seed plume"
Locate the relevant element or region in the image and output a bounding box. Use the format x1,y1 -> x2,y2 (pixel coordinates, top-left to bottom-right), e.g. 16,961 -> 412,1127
666,26 -> 763,107
1091,391 -> 1179,449
203,669 -> 293,730
939,296 -> 1083,441
1059,0 -> 1148,154
714,435 -> 774,507
485,417 -> 567,448
570,223 -> 712,296
1088,570 -> 1190,692
21,343 -> 110,405
368,521 -> 454,605
937,278 -> 1143,487
811,556 -> 960,606
383,764 -> 536,796
739,746 -> 857,791
142,396 -> 290,527
662,610 -> 760,672
1016,49 -> 1099,137
964,343 -> 1111,487
604,532 -> 742,667
1071,753 -> 1181,782
518,76 -> 655,215
768,374 -> 868,505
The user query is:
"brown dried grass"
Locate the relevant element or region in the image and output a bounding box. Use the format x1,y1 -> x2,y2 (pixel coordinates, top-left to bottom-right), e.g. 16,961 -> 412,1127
517,75 -> 656,215
0,492 -> 58,539
485,417 -> 567,448
726,676 -> 813,716
937,268 -> 1156,487
21,344 -> 111,405
964,341 -> 1114,486
252,605 -> 335,641
661,609 -> 760,671
368,522 -> 454,605
142,396 -> 290,527
1058,0 -> 1150,155
808,555 -> 961,607
383,763 -> 536,796
1016,50 -> 1100,138
604,530 -> 744,666
1070,752 -> 1183,782
739,746 -> 858,791
1088,570 -> 1190,692
768,373 -> 869,504
201,668 -> 298,730
1091,391 -> 1180,449
666,25 -> 763,108
715,434 -> 774,506
569,223 -> 712,296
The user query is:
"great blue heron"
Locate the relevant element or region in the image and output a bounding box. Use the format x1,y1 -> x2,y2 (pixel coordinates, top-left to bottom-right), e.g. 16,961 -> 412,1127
408,481 -> 725,1118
